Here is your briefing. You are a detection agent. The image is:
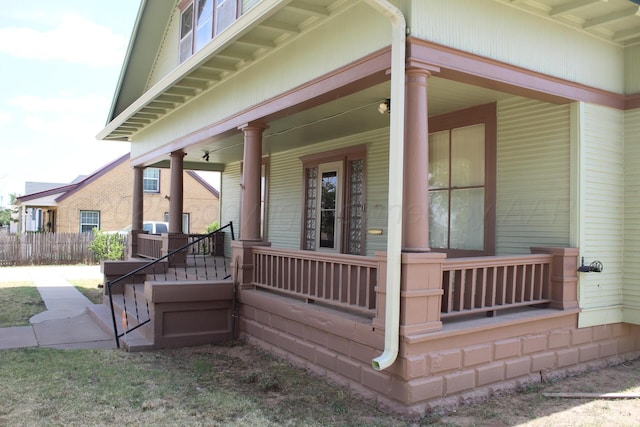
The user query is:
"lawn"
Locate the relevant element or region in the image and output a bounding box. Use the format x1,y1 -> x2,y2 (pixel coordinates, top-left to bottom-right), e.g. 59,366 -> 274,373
0,344 -> 412,426
0,281 -> 45,327
67,279 -> 105,304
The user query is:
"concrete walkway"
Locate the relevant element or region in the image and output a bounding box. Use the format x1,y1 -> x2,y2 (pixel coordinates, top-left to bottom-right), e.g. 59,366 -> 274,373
0,265 -> 116,350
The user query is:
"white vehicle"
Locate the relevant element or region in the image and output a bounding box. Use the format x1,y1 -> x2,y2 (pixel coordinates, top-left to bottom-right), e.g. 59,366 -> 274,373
109,221 -> 169,235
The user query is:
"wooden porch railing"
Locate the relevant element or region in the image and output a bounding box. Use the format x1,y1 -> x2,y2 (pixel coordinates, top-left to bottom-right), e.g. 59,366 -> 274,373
441,254 -> 554,318
136,234 -> 163,259
252,247 -> 377,315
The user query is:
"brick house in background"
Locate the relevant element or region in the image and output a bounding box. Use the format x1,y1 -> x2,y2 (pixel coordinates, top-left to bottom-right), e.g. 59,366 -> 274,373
16,153 -> 220,234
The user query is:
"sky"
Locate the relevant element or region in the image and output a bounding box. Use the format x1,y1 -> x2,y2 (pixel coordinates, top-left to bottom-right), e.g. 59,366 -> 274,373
0,0 -> 142,208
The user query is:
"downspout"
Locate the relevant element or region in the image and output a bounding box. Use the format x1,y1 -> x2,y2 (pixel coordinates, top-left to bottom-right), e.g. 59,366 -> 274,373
362,0 -> 406,371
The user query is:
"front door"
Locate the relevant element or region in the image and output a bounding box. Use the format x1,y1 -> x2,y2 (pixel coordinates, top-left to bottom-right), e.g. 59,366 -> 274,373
316,161 -> 343,253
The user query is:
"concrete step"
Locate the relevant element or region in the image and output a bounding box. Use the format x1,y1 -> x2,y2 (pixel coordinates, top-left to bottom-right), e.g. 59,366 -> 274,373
87,292 -> 154,352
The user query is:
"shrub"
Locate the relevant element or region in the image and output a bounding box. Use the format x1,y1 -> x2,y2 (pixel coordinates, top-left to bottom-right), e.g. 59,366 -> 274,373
88,229 -> 126,261
206,221 -> 220,233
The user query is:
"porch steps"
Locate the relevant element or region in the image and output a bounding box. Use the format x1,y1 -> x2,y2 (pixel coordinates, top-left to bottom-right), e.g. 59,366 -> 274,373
86,285 -> 154,352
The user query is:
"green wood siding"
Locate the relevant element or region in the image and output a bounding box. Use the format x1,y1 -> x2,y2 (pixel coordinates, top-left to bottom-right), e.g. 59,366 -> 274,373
578,103 -> 625,327
496,97 -> 571,255
410,0 -> 624,94
626,45 -> 640,94
624,108 -> 640,324
220,162 -> 241,255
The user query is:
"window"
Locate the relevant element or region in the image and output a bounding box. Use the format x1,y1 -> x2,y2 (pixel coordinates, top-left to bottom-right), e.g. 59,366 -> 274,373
179,0 -> 239,63
301,146 -> 366,255
80,210 -> 100,233
428,103 -> 496,257
143,168 -> 160,193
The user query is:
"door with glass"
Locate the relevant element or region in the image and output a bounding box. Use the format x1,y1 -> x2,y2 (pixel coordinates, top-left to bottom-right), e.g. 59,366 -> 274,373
316,161 -> 344,253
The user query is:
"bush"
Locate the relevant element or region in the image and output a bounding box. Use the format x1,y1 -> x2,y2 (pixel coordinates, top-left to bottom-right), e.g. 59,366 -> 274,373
206,221 -> 220,233
88,229 -> 126,261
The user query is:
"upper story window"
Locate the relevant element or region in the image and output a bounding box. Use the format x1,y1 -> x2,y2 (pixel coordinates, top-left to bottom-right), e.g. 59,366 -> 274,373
179,0 -> 239,63
143,168 -> 160,193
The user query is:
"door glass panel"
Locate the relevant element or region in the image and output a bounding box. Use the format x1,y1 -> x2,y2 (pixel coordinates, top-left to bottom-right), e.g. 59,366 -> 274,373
429,130 -> 450,189
451,124 -> 485,187
305,167 -> 317,250
347,159 -> 364,255
450,188 -> 484,250
319,171 -> 337,249
429,190 -> 449,249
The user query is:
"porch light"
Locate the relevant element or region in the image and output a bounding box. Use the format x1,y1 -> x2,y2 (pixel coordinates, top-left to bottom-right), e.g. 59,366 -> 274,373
202,150 -> 210,162
378,98 -> 390,114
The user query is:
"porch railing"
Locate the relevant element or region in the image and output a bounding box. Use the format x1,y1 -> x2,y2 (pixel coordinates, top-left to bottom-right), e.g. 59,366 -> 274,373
441,254 -> 553,318
252,247 -> 377,315
136,234 -> 163,258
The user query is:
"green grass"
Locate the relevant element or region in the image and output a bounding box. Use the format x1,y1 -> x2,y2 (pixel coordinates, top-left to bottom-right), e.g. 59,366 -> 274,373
67,279 -> 105,304
0,344 -> 414,426
0,282 -> 45,327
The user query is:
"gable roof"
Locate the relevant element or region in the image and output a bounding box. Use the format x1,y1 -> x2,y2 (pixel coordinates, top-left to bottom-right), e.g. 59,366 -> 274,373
17,153 -> 220,204
17,154 -> 130,203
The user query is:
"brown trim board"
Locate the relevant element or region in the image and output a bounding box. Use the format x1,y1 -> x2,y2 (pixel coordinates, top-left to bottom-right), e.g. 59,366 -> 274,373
408,37 -> 627,110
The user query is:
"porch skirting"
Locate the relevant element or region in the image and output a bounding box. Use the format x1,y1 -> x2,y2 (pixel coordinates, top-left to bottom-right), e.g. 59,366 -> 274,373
239,288 -> 640,416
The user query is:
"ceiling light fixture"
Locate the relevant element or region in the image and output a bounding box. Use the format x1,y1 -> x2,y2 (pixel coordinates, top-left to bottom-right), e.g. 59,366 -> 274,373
202,150 -> 210,162
378,98 -> 390,114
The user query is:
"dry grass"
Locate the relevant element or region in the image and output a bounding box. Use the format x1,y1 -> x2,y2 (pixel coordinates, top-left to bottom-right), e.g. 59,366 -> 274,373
0,281 -> 45,327
1,341 -> 639,426
0,343 -> 411,426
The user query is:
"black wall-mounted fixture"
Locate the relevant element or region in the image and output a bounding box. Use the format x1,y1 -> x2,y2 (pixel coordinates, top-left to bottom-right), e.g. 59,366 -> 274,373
577,257 -> 603,273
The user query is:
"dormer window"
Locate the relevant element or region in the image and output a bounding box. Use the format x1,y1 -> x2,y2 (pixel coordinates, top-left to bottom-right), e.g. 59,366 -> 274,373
179,0 -> 239,63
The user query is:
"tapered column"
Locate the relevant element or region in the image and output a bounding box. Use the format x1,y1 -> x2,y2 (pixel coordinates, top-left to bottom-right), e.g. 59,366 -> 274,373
128,166 -> 145,258
169,150 -> 186,234
132,167 -> 144,231
238,122 -> 267,241
402,67 -> 431,252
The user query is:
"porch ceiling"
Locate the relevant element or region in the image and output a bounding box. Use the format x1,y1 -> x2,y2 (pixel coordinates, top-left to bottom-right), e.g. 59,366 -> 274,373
493,0 -> 640,46
176,77 -> 513,167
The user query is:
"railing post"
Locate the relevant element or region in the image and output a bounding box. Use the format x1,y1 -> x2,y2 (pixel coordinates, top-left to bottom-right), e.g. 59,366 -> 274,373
231,240 -> 271,289
531,247 -> 579,310
373,251 -> 446,338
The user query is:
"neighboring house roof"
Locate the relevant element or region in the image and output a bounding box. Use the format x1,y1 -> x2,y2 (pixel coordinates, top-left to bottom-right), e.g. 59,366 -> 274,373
17,153 -> 220,204
187,171 -> 220,199
24,182 -> 69,195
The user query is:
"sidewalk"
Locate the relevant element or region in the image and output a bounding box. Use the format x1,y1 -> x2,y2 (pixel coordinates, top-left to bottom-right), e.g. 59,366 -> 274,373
0,265 -> 116,350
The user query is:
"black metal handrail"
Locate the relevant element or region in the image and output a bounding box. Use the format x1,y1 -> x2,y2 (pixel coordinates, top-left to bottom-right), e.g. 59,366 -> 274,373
107,222 -> 234,348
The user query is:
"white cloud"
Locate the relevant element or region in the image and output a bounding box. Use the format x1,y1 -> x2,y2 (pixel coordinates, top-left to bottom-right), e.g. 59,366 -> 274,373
0,111 -> 11,126
0,14 -> 127,67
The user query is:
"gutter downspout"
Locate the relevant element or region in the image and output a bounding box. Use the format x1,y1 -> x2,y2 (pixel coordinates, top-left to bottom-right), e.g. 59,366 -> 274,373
362,0 -> 406,371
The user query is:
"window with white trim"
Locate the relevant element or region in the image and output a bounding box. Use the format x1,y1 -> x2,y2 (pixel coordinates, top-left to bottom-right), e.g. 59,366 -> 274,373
80,210 -> 100,233
179,0 -> 239,63
143,168 -> 160,193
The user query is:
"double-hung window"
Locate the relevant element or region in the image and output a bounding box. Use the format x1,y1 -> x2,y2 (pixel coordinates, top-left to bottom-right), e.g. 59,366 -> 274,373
80,210 -> 100,233
428,103 -> 496,257
179,0 -> 239,63
143,168 -> 160,193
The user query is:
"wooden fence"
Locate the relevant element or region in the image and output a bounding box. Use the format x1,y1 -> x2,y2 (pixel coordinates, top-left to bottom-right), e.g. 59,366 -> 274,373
0,233 -> 99,266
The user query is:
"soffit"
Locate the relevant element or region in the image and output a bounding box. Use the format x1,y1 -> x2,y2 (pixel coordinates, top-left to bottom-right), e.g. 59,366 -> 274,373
185,77 -> 513,166
493,0 -> 640,46
98,0 -> 355,142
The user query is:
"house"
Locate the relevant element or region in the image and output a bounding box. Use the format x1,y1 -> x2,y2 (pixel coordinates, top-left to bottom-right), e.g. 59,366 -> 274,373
95,0 -> 640,415
16,153 -> 220,235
